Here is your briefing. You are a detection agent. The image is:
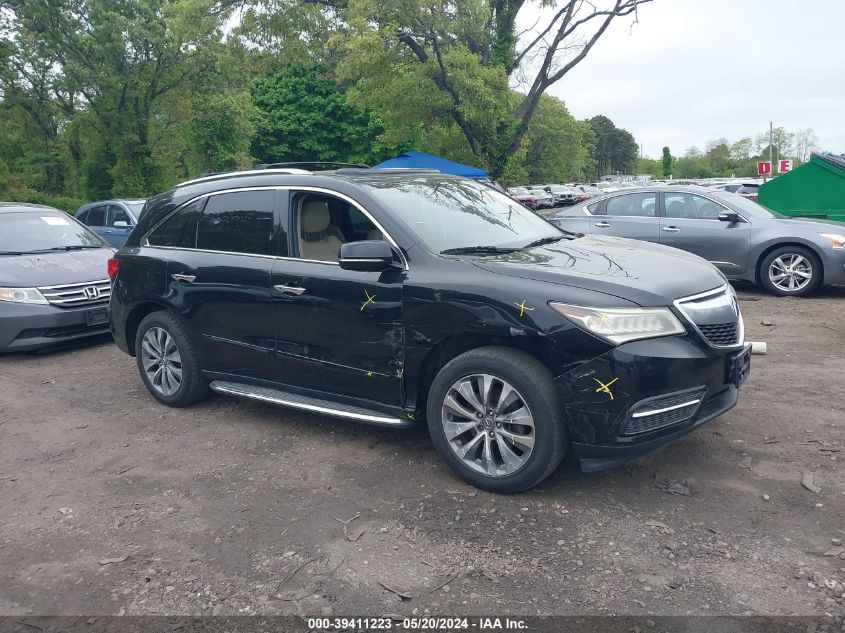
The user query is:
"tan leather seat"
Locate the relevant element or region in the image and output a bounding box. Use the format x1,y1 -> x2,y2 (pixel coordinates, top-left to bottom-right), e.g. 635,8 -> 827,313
299,200 -> 342,261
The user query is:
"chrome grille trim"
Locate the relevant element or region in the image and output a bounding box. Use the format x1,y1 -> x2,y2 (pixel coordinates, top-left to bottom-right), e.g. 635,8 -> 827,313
673,284 -> 744,349
37,279 -> 111,308
631,398 -> 703,419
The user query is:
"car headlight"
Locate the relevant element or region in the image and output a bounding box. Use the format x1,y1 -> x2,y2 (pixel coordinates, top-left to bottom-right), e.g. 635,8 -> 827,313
0,287 -> 49,305
819,233 -> 845,249
550,302 -> 686,344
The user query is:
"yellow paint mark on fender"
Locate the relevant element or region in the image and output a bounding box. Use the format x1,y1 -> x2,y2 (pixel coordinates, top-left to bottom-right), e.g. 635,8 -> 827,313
593,377 -> 619,400
360,290 -> 376,311
514,300 -> 535,317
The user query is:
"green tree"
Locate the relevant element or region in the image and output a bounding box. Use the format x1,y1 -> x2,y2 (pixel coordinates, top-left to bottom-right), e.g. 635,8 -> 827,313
326,0 -> 652,178
251,65 -> 391,165
2,0 -> 224,198
520,94 -> 590,184
587,115 -> 638,178
661,146 -> 672,178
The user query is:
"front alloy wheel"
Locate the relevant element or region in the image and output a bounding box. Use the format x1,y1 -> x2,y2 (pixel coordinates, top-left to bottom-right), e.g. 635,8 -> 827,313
768,253 -> 813,294
441,373 -> 535,477
760,246 -> 822,297
427,346 -> 566,493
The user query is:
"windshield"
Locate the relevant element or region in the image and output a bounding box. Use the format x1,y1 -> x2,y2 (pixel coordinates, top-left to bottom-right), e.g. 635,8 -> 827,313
364,177 -> 564,253
509,187 -> 529,195
125,202 -> 146,215
714,192 -> 783,218
0,212 -> 104,254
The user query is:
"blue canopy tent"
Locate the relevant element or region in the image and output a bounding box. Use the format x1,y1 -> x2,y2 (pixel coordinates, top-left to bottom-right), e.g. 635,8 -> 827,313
373,151 -> 488,179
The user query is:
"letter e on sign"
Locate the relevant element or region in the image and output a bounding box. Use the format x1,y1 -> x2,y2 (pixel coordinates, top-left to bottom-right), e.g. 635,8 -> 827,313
757,161 -> 772,176
778,159 -> 793,173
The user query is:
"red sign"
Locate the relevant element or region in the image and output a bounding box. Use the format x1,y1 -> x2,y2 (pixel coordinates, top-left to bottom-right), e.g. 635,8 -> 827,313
779,159 -> 793,173
757,161 -> 772,176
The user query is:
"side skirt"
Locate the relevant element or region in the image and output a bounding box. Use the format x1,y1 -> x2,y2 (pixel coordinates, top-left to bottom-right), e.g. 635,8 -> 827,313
208,379 -> 413,428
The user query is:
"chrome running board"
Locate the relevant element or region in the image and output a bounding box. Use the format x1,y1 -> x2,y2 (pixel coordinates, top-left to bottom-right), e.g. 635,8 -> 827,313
208,380 -> 411,428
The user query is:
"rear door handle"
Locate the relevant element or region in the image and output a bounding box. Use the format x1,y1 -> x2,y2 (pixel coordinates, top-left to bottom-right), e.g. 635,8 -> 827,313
594,222 -> 611,228
171,273 -> 196,283
273,284 -> 306,296
662,226 -> 681,232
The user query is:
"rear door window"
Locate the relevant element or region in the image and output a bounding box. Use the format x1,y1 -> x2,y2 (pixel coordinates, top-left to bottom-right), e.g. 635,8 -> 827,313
604,193 -> 657,217
196,190 -> 277,256
147,200 -> 203,248
84,205 -> 107,226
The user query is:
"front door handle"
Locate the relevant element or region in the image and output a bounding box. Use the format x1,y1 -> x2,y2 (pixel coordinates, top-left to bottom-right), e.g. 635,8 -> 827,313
171,273 -> 196,283
274,284 -> 306,296
594,222 -> 611,228
662,226 -> 681,232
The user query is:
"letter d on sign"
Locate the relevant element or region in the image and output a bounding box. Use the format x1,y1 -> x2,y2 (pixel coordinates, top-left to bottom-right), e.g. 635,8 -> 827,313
757,161 -> 772,176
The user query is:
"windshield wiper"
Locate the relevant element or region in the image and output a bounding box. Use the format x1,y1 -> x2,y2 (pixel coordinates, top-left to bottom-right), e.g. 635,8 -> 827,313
46,245 -> 101,251
440,245 -> 522,255
0,251 -> 25,255
522,235 -> 568,248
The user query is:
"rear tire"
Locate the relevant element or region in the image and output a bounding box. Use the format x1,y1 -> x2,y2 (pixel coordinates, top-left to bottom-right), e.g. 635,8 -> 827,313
427,346 -> 567,493
759,246 -> 822,297
134,311 -> 208,407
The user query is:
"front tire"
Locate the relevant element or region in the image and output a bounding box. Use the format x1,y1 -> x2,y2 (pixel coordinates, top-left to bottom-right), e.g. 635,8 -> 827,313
759,246 -> 822,297
427,346 -> 567,493
135,311 -> 208,407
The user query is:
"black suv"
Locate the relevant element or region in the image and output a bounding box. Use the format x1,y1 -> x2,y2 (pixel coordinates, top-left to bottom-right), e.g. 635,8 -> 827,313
109,168 -> 751,493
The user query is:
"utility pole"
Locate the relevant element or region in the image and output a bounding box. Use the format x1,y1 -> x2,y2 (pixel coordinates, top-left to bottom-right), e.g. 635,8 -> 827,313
764,121 -> 773,183
769,121 -> 773,181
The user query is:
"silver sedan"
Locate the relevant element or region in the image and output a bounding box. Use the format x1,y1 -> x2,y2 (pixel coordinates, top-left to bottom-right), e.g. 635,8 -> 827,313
548,186 -> 845,296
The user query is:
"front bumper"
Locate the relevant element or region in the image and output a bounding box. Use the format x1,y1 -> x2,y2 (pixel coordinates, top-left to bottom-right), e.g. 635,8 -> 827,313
821,248 -> 845,285
554,335 -> 749,471
0,301 -> 111,353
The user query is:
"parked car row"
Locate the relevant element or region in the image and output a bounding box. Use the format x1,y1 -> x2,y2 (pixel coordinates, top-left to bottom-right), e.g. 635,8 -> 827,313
548,185 -> 845,297
2,167 -> 842,494
506,184 -> 589,209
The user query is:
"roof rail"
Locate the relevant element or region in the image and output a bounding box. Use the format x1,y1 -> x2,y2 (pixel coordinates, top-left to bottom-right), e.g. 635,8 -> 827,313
337,167 -> 441,174
256,161 -> 371,171
175,168 -> 312,188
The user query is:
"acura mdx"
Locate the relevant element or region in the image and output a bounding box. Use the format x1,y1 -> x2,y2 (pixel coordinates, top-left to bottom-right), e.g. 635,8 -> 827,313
109,168 -> 751,493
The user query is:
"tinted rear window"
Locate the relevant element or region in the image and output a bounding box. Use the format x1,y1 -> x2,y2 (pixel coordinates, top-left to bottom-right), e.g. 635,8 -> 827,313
147,200 -> 203,248
196,190 -> 276,256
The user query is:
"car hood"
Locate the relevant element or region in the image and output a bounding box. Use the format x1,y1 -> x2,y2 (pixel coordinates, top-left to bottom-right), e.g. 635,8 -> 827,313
471,235 -> 726,307
772,217 -> 845,233
0,248 -> 113,287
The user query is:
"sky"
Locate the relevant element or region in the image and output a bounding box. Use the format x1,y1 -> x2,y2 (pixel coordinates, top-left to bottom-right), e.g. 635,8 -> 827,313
518,0 -> 845,159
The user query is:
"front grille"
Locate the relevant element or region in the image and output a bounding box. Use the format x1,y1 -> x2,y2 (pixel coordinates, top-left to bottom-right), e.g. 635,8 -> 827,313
698,322 -> 739,346
38,279 -> 111,308
624,388 -> 705,435
675,286 -> 742,348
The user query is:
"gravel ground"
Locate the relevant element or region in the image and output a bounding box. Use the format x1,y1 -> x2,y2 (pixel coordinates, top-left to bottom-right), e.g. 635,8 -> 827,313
0,284 -> 843,618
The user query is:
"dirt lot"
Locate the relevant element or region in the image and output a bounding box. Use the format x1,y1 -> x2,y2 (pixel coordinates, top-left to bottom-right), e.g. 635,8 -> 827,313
1,285 -> 844,618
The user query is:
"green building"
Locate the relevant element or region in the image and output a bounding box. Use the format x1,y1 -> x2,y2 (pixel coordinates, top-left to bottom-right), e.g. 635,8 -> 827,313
758,153 -> 845,222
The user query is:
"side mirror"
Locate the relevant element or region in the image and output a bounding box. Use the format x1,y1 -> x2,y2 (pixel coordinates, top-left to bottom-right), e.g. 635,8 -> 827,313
718,211 -> 741,223
113,220 -> 130,228
339,240 -> 396,272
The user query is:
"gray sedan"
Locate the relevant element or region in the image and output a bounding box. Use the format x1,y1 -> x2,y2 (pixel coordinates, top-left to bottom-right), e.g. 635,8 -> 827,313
548,186 -> 845,296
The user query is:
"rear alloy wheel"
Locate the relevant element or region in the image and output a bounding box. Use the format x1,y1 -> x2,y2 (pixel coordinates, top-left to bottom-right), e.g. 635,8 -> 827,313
760,246 -> 822,297
427,346 -> 567,493
140,327 -> 183,397
134,311 -> 208,407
